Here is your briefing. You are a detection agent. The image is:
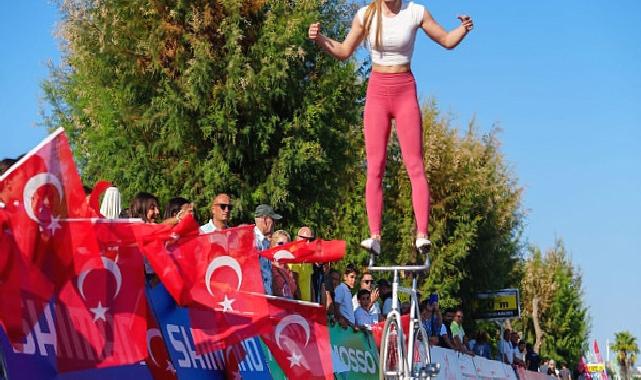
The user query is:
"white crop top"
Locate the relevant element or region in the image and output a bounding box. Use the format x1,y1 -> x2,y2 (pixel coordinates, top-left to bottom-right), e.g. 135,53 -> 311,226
356,1 -> 425,65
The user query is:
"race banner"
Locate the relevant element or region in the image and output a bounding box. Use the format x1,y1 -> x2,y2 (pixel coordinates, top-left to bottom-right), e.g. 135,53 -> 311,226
329,324 -> 379,380
262,323 -> 379,380
146,283 -> 272,379
0,298 -> 153,380
431,346 -> 464,380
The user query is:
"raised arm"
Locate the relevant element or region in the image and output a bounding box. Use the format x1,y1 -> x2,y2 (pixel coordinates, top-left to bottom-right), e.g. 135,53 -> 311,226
420,9 -> 473,50
308,15 -> 366,61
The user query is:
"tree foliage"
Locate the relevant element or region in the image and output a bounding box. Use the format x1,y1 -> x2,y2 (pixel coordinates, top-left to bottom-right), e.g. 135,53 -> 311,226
45,0 -> 365,236
44,0 -> 529,324
611,331 -> 639,380
519,240 -> 590,370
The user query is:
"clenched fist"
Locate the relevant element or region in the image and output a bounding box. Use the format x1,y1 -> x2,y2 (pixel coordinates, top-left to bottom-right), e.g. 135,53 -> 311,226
457,15 -> 474,32
308,22 -> 321,41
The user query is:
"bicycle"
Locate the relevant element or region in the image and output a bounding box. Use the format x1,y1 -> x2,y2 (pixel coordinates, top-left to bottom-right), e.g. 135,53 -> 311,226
368,250 -> 440,380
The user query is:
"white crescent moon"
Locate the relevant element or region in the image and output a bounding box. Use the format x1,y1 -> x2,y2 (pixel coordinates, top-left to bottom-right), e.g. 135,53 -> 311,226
22,173 -> 63,223
77,257 -> 123,301
146,328 -> 162,367
274,314 -> 310,350
205,256 -> 242,297
273,249 -> 294,263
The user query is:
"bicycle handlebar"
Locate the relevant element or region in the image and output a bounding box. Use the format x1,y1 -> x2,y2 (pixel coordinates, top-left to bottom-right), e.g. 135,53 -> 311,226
367,264 -> 429,272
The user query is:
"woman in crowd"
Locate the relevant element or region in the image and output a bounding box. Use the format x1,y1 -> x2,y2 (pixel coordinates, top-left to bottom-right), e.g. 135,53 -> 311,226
162,197 -> 194,225
129,191 -> 160,223
270,230 -> 298,299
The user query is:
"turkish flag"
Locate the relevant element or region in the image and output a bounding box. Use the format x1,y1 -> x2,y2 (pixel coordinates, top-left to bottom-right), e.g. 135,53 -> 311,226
260,297 -> 334,380
144,301 -> 178,379
260,239 -> 346,264
141,225 -> 270,352
186,226 -> 270,353
0,129 -> 88,344
0,129 -> 87,262
0,211 -> 55,345
54,220 -> 150,371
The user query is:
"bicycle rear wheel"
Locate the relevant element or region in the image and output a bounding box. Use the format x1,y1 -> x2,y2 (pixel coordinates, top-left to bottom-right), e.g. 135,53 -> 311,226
410,323 -> 438,379
379,313 -> 405,380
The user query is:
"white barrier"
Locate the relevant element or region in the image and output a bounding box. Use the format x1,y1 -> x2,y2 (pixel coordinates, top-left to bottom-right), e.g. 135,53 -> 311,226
428,347 -> 553,380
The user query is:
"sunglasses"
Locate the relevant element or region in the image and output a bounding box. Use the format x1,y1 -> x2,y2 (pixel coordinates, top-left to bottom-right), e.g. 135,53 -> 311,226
362,279 -> 373,284
215,203 -> 233,211
298,235 -> 315,242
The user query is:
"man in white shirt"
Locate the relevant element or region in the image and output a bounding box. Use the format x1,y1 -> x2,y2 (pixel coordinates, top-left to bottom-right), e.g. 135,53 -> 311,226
200,193 -> 231,233
501,329 -> 514,364
354,289 -> 379,329
352,271 -> 380,317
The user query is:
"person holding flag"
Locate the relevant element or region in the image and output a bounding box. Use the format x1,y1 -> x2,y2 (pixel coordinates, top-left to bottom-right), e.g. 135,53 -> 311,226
308,0 -> 473,256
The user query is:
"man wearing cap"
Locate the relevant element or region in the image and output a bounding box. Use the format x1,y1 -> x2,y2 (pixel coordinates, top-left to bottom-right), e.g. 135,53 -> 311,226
200,193 -> 232,233
254,204 -> 282,295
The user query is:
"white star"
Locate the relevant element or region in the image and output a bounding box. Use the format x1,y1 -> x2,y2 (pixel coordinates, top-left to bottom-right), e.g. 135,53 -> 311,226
217,295 -> 235,312
166,360 -> 176,374
90,301 -> 109,322
288,351 -> 303,367
47,215 -> 61,235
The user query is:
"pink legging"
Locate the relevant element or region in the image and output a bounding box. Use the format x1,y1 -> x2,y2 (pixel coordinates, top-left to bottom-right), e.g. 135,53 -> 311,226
364,71 -> 429,236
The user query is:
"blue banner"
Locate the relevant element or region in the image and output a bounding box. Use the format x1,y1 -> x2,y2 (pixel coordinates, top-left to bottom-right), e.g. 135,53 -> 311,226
0,287 -> 272,379
146,284 -> 272,380
0,299 -> 152,380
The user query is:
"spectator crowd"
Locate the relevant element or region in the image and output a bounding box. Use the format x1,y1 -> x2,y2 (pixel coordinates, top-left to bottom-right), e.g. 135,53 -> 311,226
1,159 -> 574,379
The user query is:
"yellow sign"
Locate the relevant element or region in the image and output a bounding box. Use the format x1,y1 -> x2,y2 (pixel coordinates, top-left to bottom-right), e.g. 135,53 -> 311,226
587,364 -> 605,372
472,289 -> 520,319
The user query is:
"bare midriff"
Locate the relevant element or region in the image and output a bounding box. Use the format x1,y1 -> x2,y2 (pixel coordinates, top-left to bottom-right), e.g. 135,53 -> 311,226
372,63 -> 411,73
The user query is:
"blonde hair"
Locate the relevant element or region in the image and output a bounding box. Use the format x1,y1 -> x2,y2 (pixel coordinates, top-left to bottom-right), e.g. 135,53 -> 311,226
270,230 -> 291,247
363,0 -> 383,50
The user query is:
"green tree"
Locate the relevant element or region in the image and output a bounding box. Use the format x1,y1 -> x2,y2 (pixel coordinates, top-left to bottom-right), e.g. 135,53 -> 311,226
44,0 -> 525,307
611,331 -> 639,380
521,245 -> 558,353
520,240 -> 590,371
45,0 -> 365,237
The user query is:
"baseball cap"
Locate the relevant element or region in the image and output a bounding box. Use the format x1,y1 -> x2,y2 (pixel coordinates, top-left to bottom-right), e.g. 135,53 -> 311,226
254,204 -> 282,219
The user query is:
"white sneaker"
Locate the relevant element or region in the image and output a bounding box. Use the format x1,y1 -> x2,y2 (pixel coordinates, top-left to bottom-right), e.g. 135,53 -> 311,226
360,238 -> 381,255
415,237 -> 432,253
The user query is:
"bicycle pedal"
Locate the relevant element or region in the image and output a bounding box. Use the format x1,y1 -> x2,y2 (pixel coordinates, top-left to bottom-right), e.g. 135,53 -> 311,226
423,363 -> 440,376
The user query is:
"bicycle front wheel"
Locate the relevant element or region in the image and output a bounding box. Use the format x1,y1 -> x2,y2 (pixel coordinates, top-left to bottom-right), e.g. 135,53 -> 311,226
379,313 -> 405,380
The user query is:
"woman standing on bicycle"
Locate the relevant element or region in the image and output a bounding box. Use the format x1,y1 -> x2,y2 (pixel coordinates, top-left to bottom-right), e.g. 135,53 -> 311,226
309,0 -> 473,255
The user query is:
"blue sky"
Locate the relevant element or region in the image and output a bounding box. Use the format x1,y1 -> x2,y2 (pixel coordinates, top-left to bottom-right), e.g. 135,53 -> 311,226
1,0 -> 640,365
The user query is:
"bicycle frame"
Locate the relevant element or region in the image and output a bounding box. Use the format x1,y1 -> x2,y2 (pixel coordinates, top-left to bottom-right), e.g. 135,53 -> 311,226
369,255 -> 440,379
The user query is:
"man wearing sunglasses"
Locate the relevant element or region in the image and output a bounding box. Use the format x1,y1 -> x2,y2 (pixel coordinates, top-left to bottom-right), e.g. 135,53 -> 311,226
352,271 -> 381,322
200,193 -> 232,233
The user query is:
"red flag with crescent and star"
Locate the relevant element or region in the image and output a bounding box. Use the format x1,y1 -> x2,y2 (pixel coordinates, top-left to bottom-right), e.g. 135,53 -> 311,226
259,239 -> 346,264
54,220 -> 150,371
0,129 -> 88,345
260,297 -> 334,380
140,225 -> 271,352
144,300 -> 178,379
